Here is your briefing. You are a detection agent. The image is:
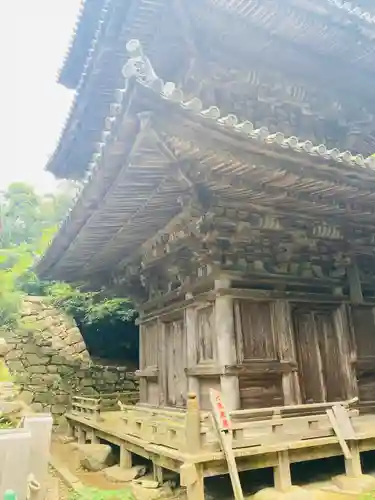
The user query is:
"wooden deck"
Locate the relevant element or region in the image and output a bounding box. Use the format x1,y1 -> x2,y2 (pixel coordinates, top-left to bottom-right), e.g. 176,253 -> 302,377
66,396 -> 375,499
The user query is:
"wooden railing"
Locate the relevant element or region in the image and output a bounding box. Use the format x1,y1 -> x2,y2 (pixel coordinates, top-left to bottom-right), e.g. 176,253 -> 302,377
71,392 -> 372,459
117,395 -> 363,454
71,391 -> 139,420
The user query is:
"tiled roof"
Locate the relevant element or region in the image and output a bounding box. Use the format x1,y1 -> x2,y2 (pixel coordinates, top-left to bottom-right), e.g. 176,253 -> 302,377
46,0 -> 113,175
85,40 -> 375,184
58,0 -> 110,88
327,0 -> 375,25
48,39 -> 375,248
36,40 -> 375,280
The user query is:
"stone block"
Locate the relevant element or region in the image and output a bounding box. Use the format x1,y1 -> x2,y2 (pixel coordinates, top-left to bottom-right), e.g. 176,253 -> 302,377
41,347 -> 56,356
332,474 -> 375,494
81,378 -> 93,387
7,361 -> 24,372
13,373 -> 29,384
28,365 -> 47,374
35,339 -> 52,348
6,349 -> 22,360
51,404 -> 66,415
53,394 -> 70,404
76,444 -> 116,472
57,366 -> 75,376
73,342 -> 86,354
66,330 -> 83,345
51,355 -> 66,365
30,402 -> 43,412
22,344 -> 39,355
34,393 -> 54,404
131,482 -> 173,500
18,390 -> 34,405
104,465 -> 147,483
253,487 -> 317,500
47,365 -> 58,373
102,372 -> 118,383
26,354 -> 50,366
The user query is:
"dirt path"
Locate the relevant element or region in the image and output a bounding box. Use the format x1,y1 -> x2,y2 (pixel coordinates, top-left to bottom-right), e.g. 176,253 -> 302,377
51,440 -> 127,492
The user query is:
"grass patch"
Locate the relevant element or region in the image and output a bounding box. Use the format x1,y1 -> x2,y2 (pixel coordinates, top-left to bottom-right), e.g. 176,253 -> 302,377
0,415 -> 14,429
70,487 -> 135,500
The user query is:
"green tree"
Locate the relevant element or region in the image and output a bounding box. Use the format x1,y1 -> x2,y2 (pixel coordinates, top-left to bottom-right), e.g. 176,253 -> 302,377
0,182 -> 137,366
0,181 -> 75,248
0,182 -> 75,327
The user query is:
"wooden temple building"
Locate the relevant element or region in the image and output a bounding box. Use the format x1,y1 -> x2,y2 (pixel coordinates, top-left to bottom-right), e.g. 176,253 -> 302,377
37,0 -> 375,497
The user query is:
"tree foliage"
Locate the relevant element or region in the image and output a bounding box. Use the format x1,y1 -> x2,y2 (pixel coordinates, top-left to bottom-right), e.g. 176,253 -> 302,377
0,182 -> 135,338
0,181 -> 74,248
46,282 -> 135,324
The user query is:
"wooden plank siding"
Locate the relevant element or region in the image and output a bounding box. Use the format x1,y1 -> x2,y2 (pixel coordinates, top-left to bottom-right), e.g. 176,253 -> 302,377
234,301 -> 283,409
197,306 -> 216,364
139,321 -> 159,405
165,319 -> 188,407
351,306 -> 375,404
292,307 -> 353,404
137,298 -> 374,412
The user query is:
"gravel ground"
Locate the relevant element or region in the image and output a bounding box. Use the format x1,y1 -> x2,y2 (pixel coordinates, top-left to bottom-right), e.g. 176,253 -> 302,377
47,468 -> 72,500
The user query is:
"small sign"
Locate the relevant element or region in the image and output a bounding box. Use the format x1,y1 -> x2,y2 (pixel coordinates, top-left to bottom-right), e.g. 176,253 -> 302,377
209,388 -> 231,431
209,389 -> 244,500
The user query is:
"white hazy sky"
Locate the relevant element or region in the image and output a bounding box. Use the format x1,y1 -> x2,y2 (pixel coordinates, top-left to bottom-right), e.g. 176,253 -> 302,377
1,1 -> 81,192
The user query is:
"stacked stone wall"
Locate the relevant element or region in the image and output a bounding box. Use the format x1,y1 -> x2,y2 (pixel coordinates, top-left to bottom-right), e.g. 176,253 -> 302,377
2,297 -> 137,424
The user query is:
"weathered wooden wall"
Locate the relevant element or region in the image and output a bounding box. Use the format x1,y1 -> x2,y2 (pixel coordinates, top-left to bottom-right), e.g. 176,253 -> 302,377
138,296 -> 375,411
234,301 -> 283,408
139,320 -> 159,405
165,319 -> 187,407
351,306 -> 375,404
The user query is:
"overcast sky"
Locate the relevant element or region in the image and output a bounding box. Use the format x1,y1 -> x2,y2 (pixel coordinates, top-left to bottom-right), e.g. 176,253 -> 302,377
1,1 -> 81,192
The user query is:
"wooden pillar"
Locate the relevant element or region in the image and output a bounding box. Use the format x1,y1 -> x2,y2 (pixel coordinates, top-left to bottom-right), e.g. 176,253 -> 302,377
66,421 -> 74,438
153,464 -> 164,484
159,321 -> 167,406
77,426 -> 86,444
185,295 -> 200,399
120,444 -> 132,469
180,463 -> 205,500
271,301 -> 301,405
333,305 -> 358,400
185,393 -> 201,454
274,450 -> 292,492
91,431 -> 99,444
214,280 -> 240,412
139,325 -> 147,403
345,441 -> 362,478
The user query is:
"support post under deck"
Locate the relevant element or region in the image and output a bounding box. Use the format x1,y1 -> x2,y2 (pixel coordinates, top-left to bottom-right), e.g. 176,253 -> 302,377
120,444 -> 132,469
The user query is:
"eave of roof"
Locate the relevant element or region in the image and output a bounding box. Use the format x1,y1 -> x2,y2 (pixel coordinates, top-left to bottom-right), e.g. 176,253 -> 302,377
58,0 -> 375,92
58,0 -> 110,89
326,0 -> 375,25
36,40 -> 375,282
48,0 -> 167,179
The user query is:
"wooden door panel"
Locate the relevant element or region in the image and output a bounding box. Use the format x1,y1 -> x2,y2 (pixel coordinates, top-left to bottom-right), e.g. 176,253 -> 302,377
238,302 -> 275,360
351,306 -> 375,402
166,320 -> 187,408
293,308 -> 350,404
316,312 -> 345,402
294,311 -> 325,403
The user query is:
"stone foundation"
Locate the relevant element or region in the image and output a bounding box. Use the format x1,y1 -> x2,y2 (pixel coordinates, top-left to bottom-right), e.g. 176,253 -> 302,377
2,297 -> 137,424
